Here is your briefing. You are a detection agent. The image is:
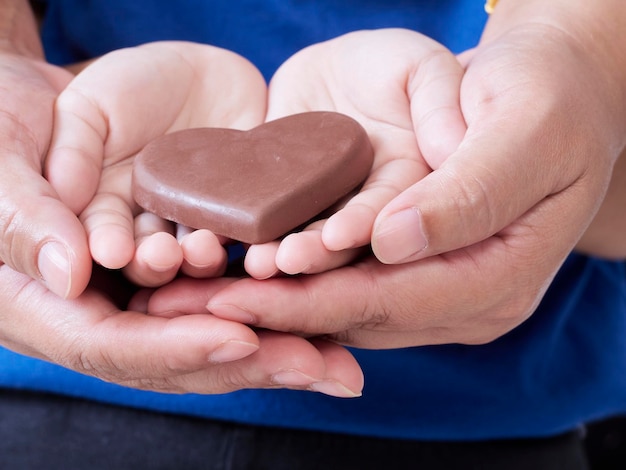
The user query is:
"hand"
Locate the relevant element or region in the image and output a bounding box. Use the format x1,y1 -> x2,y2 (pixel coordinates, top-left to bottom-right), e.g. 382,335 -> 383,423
45,41 -> 267,287
243,29 -> 466,279
0,263 -> 363,397
0,36 -> 92,299
156,15 -> 626,348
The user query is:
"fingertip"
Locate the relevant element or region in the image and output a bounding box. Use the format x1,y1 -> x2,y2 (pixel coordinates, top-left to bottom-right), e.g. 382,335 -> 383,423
29,200 -> 92,299
371,207 -> 428,264
180,229 -> 228,278
275,232 -> 318,275
135,232 -> 183,273
322,205 -> 374,251
244,242 -> 281,279
89,225 -> 135,269
209,340 -> 260,364
38,239 -> 92,299
123,232 -> 183,287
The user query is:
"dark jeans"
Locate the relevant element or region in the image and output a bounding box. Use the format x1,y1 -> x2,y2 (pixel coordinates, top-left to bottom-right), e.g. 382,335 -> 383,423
0,389 -> 591,470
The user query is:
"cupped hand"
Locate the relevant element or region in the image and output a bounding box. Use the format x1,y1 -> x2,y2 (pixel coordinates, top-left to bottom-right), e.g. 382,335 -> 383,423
371,21 -> 624,266
244,29 -> 466,279
0,47 -> 92,299
0,263 -> 362,397
157,18 -> 626,349
45,41 -> 267,287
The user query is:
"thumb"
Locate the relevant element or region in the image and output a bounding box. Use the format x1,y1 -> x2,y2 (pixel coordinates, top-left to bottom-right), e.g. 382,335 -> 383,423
371,117 -> 602,264
0,162 -> 91,299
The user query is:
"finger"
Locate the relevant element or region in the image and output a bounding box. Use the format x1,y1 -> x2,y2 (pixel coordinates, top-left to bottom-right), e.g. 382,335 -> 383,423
328,43 -> 465,253
372,41 -> 613,265
408,48 -> 466,169
208,168 -> 601,348
45,86 -> 107,214
0,63 -> 90,299
371,125 -> 591,264
178,229 -> 228,278
244,241 -> 281,279
269,29 -> 463,253
80,189 -> 135,270
141,278 -> 364,396
207,331 -> 363,398
206,265 -> 375,335
321,154 -> 429,251
144,276 -> 239,315
123,212 -> 183,287
0,265 -> 260,380
0,163 -> 91,299
245,217 -> 362,277
135,331 -> 363,397
275,228 -> 363,275
47,41 -> 267,215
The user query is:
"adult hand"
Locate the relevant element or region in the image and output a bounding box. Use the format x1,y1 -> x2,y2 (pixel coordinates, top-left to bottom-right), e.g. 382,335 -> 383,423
45,41 -> 267,287
0,263 -> 363,397
156,4 -> 626,348
0,1 -> 91,299
370,1 -> 626,266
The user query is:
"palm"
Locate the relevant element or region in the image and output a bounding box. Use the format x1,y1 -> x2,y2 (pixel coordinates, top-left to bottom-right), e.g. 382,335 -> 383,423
244,29 -> 466,278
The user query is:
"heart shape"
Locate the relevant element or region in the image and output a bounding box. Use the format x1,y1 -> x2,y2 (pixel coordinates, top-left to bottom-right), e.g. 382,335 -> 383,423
132,111 -> 374,244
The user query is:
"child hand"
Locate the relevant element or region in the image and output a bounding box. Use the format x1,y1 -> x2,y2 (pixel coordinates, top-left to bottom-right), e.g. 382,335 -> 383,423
45,41 -> 267,286
244,29 -> 465,279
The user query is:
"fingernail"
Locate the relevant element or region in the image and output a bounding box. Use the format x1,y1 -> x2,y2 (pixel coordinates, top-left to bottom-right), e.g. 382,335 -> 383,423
207,303 -> 256,324
271,369 -> 317,387
38,241 -> 71,298
209,340 -> 259,363
310,381 -> 362,398
373,208 -> 427,263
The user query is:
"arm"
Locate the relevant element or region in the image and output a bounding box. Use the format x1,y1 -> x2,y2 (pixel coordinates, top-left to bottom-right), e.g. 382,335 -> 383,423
576,148 -> 626,259
1,0 -> 42,56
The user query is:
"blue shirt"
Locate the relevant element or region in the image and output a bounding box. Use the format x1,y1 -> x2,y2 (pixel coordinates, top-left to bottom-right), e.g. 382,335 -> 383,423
2,0 -> 625,441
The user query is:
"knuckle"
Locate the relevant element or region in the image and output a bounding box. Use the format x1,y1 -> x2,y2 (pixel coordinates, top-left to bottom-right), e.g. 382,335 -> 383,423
463,286 -> 542,346
447,167 -> 498,237
64,342 -> 189,393
0,202 -> 40,274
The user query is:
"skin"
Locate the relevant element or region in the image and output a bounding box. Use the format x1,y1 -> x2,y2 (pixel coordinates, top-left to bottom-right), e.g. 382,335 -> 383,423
575,147 -> 626,259
0,0 -> 90,299
0,0 -> 624,395
48,30 -> 467,283
244,29 -> 466,278
45,41 -> 265,287
150,1 -> 626,351
0,0 -> 363,398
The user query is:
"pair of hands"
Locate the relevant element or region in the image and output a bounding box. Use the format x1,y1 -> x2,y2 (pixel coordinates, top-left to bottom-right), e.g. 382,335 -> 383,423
3,30 -> 457,397
1,6 -> 625,397
44,32 -> 466,289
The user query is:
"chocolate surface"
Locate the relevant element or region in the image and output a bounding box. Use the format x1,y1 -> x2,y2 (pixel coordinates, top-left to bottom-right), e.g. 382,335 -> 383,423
132,111 -> 374,244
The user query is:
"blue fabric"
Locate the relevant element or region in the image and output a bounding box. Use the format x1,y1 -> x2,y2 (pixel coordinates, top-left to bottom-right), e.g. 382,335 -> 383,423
41,0 -> 486,79
3,0 -> 624,441
3,254 -> 626,440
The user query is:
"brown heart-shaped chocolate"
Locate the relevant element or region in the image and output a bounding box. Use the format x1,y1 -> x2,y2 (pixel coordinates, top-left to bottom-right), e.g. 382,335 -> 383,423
132,111 -> 374,244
